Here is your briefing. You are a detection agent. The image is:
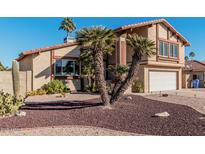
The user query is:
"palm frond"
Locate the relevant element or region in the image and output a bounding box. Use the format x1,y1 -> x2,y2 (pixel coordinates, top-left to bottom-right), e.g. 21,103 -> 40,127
127,34 -> 156,58
59,17 -> 76,33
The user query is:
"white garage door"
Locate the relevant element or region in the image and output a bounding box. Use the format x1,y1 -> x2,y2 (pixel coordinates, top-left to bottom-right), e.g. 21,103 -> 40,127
149,71 -> 177,92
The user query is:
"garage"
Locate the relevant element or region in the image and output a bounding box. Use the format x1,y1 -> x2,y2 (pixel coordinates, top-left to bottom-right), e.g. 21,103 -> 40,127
149,71 -> 177,92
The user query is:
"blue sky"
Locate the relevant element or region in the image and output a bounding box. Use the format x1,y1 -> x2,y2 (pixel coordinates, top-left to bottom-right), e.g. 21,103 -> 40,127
0,17 -> 204,67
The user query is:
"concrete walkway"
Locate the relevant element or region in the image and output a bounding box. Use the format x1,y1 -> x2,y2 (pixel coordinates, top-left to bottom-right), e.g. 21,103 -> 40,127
0,125 -> 140,136
26,93 -> 100,102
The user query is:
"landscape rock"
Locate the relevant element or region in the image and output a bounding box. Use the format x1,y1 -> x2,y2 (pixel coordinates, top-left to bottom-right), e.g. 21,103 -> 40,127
125,96 -> 132,100
162,94 -> 169,97
16,111 -> 26,117
154,112 -> 170,117
199,116 -> 205,120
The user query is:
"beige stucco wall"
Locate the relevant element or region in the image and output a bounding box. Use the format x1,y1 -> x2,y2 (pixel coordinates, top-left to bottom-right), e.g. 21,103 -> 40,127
0,71 -> 32,96
54,45 -> 80,58
147,24 -> 157,61
32,51 -> 51,90
146,23 -> 185,66
179,42 -> 185,65
126,23 -> 185,66
19,55 -> 33,71
19,45 -> 82,92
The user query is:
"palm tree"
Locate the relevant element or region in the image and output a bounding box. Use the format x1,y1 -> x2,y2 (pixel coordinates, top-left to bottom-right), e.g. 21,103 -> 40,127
78,48 -> 96,92
184,56 -> 189,62
59,17 -> 76,39
76,26 -> 115,107
110,34 -> 155,104
184,56 -> 189,61
189,51 -> 195,60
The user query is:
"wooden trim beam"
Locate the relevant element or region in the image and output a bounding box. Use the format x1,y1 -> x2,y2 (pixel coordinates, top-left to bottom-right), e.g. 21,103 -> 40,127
50,50 -> 54,80
156,23 -> 159,62
158,38 -> 180,45
167,28 -> 170,40
53,56 -> 79,60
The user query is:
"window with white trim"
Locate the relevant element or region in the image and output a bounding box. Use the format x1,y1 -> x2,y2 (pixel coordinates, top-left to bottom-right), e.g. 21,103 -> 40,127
170,43 -> 179,58
159,40 -> 179,58
55,59 -> 79,76
159,41 -> 168,56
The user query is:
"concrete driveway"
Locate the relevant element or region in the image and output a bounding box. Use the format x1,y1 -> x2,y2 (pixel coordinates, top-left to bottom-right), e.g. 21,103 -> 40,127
133,88 -> 205,99
154,88 -> 205,99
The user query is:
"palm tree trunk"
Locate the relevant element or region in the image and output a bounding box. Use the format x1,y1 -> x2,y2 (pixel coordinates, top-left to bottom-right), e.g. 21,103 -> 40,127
110,79 -> 121,97
94,50 -> 110,106
88,76 -> 91,88
110,52 -> 141,104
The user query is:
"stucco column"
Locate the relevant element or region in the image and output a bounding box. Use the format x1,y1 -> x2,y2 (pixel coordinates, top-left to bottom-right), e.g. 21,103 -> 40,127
118,37 -> 127,65
178,69 -> 182,90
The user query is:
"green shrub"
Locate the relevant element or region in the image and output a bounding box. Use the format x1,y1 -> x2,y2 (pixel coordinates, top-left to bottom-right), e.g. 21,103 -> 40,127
26,80 -> 71,97
108,64 -> 128,80
0,91 -> 24,116
132,80 -> 144,93
86,85 -> 99,93
42,80 -> 70,94
26,89 -> 47,97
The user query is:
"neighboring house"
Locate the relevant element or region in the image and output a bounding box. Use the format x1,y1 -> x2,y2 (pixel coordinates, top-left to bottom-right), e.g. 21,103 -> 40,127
16,19 -> 190,93
182,60 -> 205,88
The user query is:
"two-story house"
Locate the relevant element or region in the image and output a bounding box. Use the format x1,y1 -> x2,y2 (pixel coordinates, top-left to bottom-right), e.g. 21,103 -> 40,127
16,19 -> 190,93
109,19 -> 190,92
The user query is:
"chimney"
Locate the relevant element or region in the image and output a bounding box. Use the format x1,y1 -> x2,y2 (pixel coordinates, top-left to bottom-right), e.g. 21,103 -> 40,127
64,37 -> 76,43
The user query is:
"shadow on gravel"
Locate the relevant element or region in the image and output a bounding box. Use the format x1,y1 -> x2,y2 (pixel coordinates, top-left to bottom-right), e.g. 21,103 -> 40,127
1,95 -> 205,135
22,101 -> 103,110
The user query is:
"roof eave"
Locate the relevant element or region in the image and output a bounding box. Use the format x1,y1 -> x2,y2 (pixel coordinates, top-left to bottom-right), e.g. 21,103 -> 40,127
16,42 -> 79,62
114,19 -> 190,47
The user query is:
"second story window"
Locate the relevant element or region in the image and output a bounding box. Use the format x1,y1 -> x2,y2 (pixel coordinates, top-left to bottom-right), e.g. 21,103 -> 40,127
159,41 -> 168,56
170,43 -> 179,58
159,40 -> 179,58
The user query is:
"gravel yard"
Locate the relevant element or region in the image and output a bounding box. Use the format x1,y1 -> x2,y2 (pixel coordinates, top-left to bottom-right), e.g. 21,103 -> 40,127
0,94 -> 205,136
145,94 -> 205,114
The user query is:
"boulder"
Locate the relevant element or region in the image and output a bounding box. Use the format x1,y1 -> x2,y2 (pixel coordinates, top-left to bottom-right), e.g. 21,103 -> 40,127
16,111 -> 26,117
154,112 -> 170,117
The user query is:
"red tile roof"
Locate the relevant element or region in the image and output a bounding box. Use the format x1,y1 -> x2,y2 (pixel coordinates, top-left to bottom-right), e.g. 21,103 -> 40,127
16,42 -> 79,61
114,18 -> 190,46
184,60 -> 205,71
